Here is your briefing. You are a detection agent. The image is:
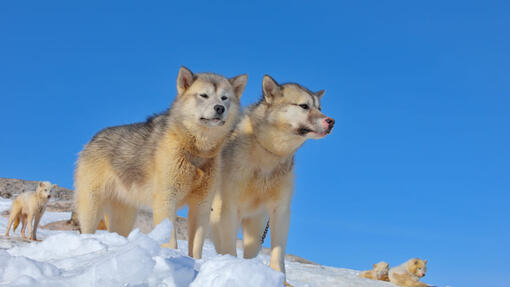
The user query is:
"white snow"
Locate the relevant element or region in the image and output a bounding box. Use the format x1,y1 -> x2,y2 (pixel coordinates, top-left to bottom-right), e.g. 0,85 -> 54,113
0,198 -> 394,287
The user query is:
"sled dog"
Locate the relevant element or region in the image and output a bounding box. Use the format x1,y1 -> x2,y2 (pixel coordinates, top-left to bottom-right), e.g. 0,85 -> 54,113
74,66 -> 247,258
389,258 -> 429,287
5,181 -> 53,241
210,75 -> 334,273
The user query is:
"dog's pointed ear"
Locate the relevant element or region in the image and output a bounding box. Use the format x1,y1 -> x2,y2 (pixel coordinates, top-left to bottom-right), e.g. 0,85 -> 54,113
38,182 -> 44,188
177,66 -> 194,96
262,75 -> 281,104
424,259 -> 427,264
315,90 -> 325,100
229,74 -> 248,100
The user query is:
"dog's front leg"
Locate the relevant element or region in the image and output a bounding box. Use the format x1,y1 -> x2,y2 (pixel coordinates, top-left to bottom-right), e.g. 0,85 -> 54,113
153,190 -> 179,249
217,200 -> 240,256
27,212 -> 34,241
153,150 -> 193,249
188,198 -> 213,259
269,201 -> 291,274
31,208 -> 44,241
188,161 -> 219,259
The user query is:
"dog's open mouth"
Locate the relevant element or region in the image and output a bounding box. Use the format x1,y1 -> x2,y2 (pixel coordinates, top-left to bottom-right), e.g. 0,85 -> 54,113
297,126 -> 333,137
297,127 -> 313,136
200,117 -> 225,126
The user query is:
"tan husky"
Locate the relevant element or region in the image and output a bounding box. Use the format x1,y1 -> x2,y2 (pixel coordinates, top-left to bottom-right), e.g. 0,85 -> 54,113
74,66 -> 247,258
389,258 -> 429,287
210,75 -> 334,274
5,181 -> 53,241
359,261 -> 390,281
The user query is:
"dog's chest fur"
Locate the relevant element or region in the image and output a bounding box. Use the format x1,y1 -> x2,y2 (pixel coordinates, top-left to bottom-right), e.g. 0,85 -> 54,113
186,152 -> 217,182
239,156 -> 293,212
250,160 -> 291,187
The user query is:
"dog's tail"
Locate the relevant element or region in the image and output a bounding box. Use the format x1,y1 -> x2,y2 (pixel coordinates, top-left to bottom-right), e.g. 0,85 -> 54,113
12,217 -> 20,232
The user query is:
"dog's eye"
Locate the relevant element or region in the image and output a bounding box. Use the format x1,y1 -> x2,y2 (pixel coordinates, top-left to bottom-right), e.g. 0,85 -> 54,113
299,104 -> 309,110
221,96 -> 228,101
200,93 -> 209,99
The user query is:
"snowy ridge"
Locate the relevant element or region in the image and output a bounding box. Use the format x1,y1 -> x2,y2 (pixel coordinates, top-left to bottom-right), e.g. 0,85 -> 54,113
0,198 -> 393,287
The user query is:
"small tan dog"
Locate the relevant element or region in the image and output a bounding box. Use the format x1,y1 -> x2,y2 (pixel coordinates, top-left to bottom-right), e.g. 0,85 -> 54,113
359,261 -> 390,281
4,181 -> 53,241
389,258 -> 429,287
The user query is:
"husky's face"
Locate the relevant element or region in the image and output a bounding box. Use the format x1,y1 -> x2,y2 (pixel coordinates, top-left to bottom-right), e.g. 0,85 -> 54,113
373,262 -> 389,279
262,75 -> 334,139
408,258 -> 427,278
37,181 -> 52,199
175,66 -> 247,127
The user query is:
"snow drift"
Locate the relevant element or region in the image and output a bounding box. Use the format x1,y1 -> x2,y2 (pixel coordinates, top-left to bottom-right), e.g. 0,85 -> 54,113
0,198 -> 393,287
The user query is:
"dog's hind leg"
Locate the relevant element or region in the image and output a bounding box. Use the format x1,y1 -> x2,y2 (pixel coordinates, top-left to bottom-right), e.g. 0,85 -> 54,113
75,186 -> 104,234
20,214 -> 27,238
5,208 -> 19,236
242,213 -> 269,258
104,199 -> 137,237
12,216 -> 20,233
4,218 -> 12,236
74,159 -> 112,234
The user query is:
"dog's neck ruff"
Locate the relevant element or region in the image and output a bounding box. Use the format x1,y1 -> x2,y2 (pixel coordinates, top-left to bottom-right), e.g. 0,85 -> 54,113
172,123 -> 224,159
252,131 -> 292,159
185,141 -> 223,159
253,135 -> 277,156
252,126 -> 303,160
184,134 -> 224,159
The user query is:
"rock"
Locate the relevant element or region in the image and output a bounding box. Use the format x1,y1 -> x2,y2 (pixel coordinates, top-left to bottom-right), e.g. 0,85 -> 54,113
0,177 -> 73,201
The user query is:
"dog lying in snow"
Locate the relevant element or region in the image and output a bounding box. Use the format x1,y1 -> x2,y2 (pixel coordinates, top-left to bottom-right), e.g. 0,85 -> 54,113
359,261 -> 390,281
4,181 -> 53,241
389,258 -> 429,287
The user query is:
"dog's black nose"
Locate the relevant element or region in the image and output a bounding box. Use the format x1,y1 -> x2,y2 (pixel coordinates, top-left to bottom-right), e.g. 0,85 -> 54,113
325,117 -> 335,125
214,105 -> 225,115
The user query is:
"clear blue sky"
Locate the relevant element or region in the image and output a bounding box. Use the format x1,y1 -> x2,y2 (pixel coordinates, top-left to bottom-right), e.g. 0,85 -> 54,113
1,1 -> 508,286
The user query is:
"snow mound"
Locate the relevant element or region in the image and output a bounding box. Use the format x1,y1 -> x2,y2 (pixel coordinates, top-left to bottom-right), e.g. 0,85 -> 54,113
0,218 -> 284,287
0,198 -> 396,287
191,255 -> 284,287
